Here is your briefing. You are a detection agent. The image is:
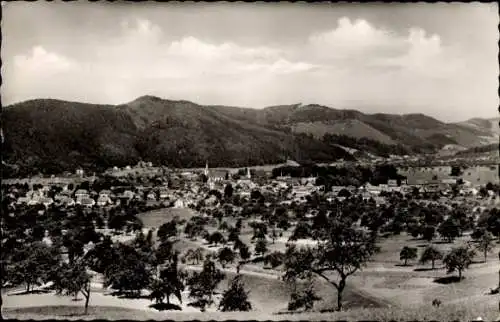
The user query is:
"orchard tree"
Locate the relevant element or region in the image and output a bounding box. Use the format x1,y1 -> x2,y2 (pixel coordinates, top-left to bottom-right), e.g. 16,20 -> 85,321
157,219 -> 178,242
287,278 -> 322,312
400,246 -> 418,266
422,225 -> 436,242
8,241 -> 61,293
217,247 -> 235,268
104,243 -> 153,296
218,275 -> 252,312
283,219 -> 378,311
438,218 -> 460,243
239,243 -> 251,262
149,261 -> 184,305
208,231 -> 225,246
185,248 -> 204,265
187,258 -> 225,311
419,246 -> 443,270
476,232 -> 495,262
224,184 -> 234,199
264,251 -> 285,269
255,238 -> 268,256
443,246 -> 475,280
52,259 -> 92,315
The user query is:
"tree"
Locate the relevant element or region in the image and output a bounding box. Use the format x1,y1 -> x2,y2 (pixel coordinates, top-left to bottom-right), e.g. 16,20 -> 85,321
185,248 -> 204,265
224,184 -> 234,199
52,260 -> 92,314
217,247 -> 235,268
289,221 -> 312,241
438,218 -> 460,243
218,221 -> 229,232
287,278 -> 321,312
476,232 -> 495,262
239,243 -> 251,262
443,247 -> 475,280
8,241 -> 61,293
283,220 -> 378,311
450,166 -> 462,177
83,235 -> 116,274
419,246 -> 443,270
255,238 -> 268,256
235,218 -> 243,231
149,261 -> 184,305
218,275 -> 252,312
264,251 -> 285,269
157,220 -> 178,242
187,258 -> 225,311
208,231 -> 225,246
422,225 -> 436,242
227,227 -> 240,243
184,220 -> 204,240
400,246 -> 418,266
155,240 -> 175,265
104,244 -> 153,296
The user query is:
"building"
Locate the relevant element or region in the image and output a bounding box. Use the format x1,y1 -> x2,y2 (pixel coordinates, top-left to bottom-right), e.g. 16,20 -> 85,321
78,198 -> 95,208
75,189 -> 89,200
97,195 -> 112,207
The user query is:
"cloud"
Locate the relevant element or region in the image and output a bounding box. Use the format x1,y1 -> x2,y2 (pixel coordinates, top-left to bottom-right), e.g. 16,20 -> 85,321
5,15 -> 494,121
306,17 -> 463,77
13,46 -> 77,74
96,18 -> 309,79
308,17 -> 405,60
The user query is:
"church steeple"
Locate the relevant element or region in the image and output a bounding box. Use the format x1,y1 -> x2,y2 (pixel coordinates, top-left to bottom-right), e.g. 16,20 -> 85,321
247,167 -> 251,180
204,162 -> 209,177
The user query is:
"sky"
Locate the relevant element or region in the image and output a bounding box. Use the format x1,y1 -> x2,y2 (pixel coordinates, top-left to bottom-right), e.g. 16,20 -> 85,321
2,2 -> 498,122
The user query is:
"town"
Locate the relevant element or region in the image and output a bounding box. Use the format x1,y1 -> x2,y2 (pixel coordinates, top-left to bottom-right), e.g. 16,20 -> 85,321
2,156 -> 500,320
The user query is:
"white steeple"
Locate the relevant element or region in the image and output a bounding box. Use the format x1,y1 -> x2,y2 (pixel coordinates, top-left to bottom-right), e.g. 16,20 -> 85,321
247,167 -> 251,179
204,161 -> 209,177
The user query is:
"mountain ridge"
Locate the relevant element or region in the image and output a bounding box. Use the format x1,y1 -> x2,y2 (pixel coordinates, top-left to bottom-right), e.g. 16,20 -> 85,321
2,95 -> 498,177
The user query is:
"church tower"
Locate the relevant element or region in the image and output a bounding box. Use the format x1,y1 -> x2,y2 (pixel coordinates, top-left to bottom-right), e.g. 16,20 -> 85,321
204,162 -> 209,177
247,167 -> 251,180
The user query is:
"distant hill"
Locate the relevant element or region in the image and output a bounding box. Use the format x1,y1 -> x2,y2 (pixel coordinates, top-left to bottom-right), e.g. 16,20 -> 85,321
2,96 -> 497,176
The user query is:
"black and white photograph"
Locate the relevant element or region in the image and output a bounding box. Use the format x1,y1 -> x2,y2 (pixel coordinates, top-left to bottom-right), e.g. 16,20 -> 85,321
1,1 -> 499,320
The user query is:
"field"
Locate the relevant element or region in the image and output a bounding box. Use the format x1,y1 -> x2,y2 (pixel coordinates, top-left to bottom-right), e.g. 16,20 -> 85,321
3,207 -> 500,320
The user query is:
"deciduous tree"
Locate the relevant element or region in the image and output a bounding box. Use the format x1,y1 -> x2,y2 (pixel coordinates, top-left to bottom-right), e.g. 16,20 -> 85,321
443,246 -> 475,280
400,246 -> 418,266
52,260 -> 92,314
419,246 -> 443,270
476,232 -> 495,262
218,275 -> 252,312
283,219 -> 378,311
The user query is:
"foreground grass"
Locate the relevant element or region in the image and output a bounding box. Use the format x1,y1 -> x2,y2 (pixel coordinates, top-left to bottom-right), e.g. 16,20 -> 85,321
3,302 -> 499,321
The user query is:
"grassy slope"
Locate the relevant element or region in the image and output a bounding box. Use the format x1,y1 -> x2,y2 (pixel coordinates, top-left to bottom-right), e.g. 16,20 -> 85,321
3,302 -> 499,321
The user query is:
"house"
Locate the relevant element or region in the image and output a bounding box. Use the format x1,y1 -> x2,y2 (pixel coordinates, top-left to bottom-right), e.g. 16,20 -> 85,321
387,179 -> 398,187
204,163 -> 227,183
159,188 -> 169,199
78,198 -> 95,208
59,196 -> 75,207
41,197 -> 54,207
99,190 -> 112,198
441,178 -> 457,185
147,192 -> 157,200
75,189 -> 89,199
97,195 -> 112,207
331,186 -> 344,193
16,197 -> 30,204
76,168 -> 84,177
174,199 -> 186,208
122,190 -> 135,200
28,196 -> 42,206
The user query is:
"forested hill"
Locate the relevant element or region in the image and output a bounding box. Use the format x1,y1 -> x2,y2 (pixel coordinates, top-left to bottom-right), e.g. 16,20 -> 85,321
2,96 -> 497,177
